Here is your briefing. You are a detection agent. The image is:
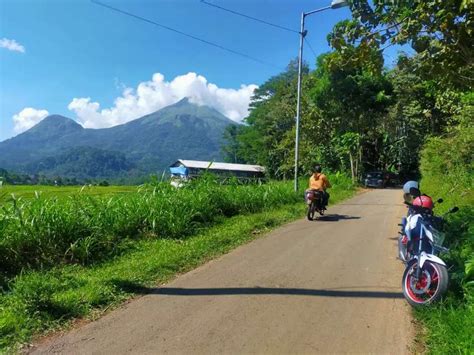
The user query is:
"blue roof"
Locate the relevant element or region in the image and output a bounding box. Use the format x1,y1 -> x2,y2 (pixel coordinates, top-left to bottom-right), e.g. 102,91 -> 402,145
170,166 -> 188,176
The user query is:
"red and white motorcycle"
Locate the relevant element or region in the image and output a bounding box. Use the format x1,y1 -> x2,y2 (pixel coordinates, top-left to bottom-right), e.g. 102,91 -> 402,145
399,188 -> 458,307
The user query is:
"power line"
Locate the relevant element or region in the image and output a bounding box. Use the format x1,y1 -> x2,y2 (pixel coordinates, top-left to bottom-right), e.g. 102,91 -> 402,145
90,0 -> 278,68
201,0 -> 321,63
304,38 -> 318,59
200,0 -> 299,34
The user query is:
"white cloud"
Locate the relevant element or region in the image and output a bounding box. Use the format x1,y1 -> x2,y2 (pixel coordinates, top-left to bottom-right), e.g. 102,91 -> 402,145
13,108 -> 49,133
68,72 -> 258,129
0,38 -> 25,53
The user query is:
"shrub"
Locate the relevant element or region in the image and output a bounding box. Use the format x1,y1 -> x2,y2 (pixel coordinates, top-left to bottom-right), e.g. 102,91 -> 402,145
418,96 -> 474,353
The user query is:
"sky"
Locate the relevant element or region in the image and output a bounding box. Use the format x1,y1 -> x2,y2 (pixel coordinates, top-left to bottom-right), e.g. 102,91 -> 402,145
0,0 -> 402,142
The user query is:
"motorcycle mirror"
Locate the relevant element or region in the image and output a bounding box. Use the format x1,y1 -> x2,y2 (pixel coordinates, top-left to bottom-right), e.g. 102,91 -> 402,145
437,198 -> 444,203
409,187 -> 421,197
449,206 -> 459,213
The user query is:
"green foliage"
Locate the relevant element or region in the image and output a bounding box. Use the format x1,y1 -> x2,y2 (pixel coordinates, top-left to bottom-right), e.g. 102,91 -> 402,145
418,94 -> 474,353
329,0 -> 474,90
415,299 -> 474,354
25,146 -> 135,180
232,52 -> 395,179
232,60 -> 309,178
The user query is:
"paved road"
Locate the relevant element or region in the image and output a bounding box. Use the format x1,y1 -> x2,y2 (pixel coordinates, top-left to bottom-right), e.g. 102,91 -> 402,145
32,189 -> 414,354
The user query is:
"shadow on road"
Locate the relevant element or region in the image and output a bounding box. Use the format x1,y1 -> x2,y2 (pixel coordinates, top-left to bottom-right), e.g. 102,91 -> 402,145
153,287 -> 404,299
312,214 -> 361,222
338,203 -> 404,206
111,280 -> 404,299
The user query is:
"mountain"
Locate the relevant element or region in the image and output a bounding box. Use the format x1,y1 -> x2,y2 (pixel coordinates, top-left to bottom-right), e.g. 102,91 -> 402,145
0,99 -> 237,180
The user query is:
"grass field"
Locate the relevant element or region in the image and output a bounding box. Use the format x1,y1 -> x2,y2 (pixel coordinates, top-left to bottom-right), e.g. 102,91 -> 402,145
0,175 -> 356,351
0,185 -> 136,204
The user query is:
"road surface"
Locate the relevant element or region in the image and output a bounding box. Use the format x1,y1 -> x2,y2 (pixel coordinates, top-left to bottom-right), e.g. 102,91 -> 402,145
31,189 -> 414,354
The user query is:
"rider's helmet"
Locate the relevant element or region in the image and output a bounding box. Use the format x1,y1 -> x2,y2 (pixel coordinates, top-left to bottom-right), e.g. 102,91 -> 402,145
313,164 -> 322,173
412,195 -> 434,210
403,180 -> 419,194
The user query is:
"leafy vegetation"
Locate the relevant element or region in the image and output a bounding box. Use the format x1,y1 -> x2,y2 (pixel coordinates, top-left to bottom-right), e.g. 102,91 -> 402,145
0,176 -> 355,350
415,94 -> 473,354
225,2 -> 472,184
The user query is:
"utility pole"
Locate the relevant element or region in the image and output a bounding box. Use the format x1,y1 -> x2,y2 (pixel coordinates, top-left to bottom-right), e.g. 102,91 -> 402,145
294,0 -> 349,192
294,12 -> 306,192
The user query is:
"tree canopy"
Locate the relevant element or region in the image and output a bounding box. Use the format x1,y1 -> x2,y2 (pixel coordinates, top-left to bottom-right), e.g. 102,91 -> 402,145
223,0 -> 473,182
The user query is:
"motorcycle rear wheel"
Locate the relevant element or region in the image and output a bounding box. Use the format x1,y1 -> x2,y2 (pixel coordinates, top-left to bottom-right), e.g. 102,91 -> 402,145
307,203 -> 315,221
402,259 -> 448,307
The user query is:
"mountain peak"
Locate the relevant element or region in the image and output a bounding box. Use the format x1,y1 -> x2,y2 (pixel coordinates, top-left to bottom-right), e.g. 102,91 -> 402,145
133,97 -> 236,127
23,115 -> 83,138
173,97 -> 192,106
32,115 -> 83,130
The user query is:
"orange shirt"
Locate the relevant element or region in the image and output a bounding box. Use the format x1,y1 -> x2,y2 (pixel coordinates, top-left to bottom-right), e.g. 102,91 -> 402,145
309,173 -> 331,191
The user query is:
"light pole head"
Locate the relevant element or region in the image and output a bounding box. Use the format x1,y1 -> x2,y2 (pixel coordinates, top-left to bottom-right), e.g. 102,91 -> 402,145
330,0 -> 349,9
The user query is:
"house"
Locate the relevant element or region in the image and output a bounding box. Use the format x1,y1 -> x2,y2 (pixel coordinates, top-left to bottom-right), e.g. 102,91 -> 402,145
169,159 -> 266,181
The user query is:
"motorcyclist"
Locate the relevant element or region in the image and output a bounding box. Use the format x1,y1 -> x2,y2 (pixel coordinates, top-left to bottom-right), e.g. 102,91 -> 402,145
306,164 -> 331,209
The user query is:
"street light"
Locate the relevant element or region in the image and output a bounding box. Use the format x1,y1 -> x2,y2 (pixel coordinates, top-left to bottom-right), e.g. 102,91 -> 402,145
294,0 -> 349,192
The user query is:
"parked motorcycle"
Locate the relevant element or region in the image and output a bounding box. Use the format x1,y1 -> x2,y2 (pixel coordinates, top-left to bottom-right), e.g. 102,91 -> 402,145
400,187 -> 458,307
398,196 -> 444,263
306,190 -> 324,221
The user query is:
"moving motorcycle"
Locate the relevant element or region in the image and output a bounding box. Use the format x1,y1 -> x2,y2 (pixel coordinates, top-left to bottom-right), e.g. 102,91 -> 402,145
400,187 -> 458,307
305,190 -> 324,221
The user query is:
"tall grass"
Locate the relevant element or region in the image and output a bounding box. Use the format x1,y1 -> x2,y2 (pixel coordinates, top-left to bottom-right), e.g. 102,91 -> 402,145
0,178 -> 304,285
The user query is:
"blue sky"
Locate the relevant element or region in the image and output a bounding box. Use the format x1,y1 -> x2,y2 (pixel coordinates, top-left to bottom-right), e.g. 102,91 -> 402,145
0,0 -> 401,141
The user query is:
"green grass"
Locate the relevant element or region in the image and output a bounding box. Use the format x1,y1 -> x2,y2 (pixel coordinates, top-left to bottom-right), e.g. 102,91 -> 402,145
0,180 -> 301,282
416,124 -> 474,354
0,176 -> 355,351
0,185 -> 136,204
414,299 -> 474,354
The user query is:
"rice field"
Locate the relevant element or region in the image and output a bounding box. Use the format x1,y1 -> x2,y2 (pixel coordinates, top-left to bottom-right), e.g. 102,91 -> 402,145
0,185 -> 136,204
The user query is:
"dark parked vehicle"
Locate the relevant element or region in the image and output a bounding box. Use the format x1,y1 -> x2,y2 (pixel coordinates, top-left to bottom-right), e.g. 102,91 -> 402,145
363,171 -> 397,188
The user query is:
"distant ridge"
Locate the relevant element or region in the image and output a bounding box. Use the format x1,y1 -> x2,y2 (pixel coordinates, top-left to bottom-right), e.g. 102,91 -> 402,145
0,99 -> 238,181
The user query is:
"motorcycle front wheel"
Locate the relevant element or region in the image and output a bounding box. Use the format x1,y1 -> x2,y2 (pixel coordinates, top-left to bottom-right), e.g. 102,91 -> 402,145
402,259 -> 448,307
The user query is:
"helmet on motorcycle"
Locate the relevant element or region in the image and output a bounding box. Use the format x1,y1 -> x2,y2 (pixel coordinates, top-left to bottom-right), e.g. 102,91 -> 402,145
412,195 -> 434,210
403,181 -> 419,194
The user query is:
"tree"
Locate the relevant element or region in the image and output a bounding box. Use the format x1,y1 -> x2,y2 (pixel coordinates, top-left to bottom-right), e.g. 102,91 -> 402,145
328,0 -> 474,90
333,132 -> 361,182
222,125 -> 246,164
308,50 -> 393,177
232,59 -> 311,178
